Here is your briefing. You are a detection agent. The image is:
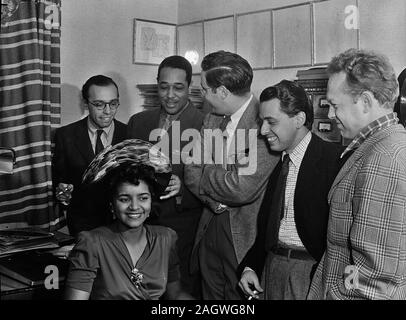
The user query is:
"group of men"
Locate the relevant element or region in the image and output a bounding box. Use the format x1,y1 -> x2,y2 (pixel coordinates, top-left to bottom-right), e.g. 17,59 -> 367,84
52,48 -> 406,300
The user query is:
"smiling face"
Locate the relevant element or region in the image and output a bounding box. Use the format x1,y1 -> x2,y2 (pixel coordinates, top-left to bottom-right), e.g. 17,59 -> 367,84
112,181 -> 152,231
260,98 -> 303,153
157,67 -> 190,115
86,84 -> 119,129
327,72 -> 366,139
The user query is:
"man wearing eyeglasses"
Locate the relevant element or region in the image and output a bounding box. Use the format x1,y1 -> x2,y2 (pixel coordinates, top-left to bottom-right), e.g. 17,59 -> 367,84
53,75 -> 127,236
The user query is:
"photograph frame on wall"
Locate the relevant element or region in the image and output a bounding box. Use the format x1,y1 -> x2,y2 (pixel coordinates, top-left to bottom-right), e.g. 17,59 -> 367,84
204,15 -> 235,56
236,10 -> 272,69
313,0 -> 358,65
133,19 -> 176,65
272,3 -> 312,68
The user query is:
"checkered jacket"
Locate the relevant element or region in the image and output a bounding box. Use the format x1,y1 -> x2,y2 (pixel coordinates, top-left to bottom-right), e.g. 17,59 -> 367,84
308,122 -> 406,300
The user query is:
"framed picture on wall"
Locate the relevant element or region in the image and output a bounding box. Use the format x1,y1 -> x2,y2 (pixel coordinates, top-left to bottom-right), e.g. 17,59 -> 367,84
133,19 -> 176,65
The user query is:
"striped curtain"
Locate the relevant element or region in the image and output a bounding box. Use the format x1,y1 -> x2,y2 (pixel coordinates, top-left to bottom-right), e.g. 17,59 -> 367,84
0,0 -> 63,230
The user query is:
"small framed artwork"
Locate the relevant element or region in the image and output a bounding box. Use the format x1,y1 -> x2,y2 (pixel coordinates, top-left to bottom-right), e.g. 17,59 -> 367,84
133,19 -> 176,65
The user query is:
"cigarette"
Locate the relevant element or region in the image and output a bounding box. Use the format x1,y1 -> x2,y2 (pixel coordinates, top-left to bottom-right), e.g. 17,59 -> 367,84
248,290 -> 259,300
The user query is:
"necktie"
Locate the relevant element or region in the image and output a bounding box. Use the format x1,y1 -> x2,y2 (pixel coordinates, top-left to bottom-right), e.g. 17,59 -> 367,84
266,154 -> 291,250
158,115 -> 172,142
273,154 -> 291,221
219,115 -> 231,131
220,116 -> 231,169
162,115 -> 172,132
95,129 -> 104,155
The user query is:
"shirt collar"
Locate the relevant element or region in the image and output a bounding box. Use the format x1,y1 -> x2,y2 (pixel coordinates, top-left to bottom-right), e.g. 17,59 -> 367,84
229,94 -> 253,125
87,117 -> 114,136
282,130 -> 312,168
341,112 -> 398,158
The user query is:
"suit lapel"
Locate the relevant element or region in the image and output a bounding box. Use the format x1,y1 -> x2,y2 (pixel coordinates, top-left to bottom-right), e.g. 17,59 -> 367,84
145,109 -> 161,143
296,134 -> 322,195
328,131 -> 380,197
228,97 -> 260,169
111,119 -> 126,145
74,117 -> 95,163
177,101 -> 198,135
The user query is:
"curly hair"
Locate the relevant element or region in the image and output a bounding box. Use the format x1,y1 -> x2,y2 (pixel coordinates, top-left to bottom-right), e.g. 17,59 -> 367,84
106,164 -> 161,219
327,48 -> 398,109
106,164 -> 157,200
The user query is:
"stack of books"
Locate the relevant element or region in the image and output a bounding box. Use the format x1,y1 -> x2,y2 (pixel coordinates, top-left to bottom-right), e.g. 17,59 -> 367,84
0,228 -> 59,257
0,251 -> 70,286
136,84 -> 160,109
0,228 -> 74,288
136,84 -> 204,110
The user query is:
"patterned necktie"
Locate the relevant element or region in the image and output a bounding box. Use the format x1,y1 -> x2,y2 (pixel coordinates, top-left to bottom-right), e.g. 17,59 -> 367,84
162,114 -> 172,132
95,129 -> 104,155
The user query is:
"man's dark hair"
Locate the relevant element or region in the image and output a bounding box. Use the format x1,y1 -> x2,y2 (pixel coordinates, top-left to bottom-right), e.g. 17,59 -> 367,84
82,75 -> 119,101
260,80 -> 314,130
157,55 -> 193,86
201,50 -> 253,96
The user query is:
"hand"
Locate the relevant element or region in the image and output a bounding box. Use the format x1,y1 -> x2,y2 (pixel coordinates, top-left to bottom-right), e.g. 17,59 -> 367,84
160,174 -> 181,200
56,183 -> 74,205
238,269 -> 263,299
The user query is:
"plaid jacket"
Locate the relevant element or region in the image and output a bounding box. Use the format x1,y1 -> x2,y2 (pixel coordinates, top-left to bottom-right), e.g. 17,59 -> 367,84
308,120 -> 406,300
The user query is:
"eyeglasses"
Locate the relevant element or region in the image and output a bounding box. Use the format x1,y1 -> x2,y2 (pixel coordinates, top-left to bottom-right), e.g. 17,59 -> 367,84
88,99 -> 120,111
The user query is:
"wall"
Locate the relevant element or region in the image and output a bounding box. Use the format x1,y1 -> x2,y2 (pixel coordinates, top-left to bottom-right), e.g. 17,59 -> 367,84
60,0 -> 178,125
179,0 -> 406,98
61,0 -> 406,125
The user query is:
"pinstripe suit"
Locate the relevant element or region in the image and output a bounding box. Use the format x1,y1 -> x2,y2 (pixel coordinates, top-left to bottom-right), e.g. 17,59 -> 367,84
308,117 -> 406,300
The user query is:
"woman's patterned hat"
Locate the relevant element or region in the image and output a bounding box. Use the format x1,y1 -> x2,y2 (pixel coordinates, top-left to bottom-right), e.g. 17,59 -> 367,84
82,139 -> 172,191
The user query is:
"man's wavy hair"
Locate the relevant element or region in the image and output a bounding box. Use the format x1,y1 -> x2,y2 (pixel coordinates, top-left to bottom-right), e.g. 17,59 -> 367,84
201,50 -> 253,96
327,48 -> 399,109
260,80 -> 314,130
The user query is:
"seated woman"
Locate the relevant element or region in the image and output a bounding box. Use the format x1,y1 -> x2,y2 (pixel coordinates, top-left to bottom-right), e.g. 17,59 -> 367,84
64,140 -> 192,300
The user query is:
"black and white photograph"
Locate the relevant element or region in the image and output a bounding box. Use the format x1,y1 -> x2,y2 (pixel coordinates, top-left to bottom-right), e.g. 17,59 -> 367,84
1,0 -> 406,310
